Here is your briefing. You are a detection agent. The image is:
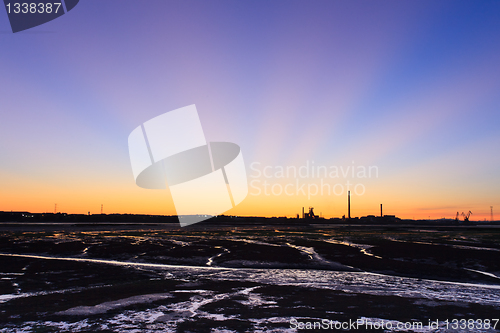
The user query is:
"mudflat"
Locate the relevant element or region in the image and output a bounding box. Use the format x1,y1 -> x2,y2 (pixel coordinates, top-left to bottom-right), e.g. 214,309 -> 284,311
0,226 -> 499,332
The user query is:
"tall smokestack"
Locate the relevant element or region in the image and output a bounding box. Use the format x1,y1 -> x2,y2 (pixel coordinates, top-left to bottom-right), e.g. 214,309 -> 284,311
348,191 -> 351,219
302,207 -> 304,219
380,204 -> 383,217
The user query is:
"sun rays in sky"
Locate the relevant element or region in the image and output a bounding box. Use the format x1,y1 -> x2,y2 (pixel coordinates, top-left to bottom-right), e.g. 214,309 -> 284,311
0,1 -> 499,220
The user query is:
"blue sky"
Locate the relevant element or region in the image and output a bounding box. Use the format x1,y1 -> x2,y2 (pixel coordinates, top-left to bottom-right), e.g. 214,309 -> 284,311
0,0 -> 499,219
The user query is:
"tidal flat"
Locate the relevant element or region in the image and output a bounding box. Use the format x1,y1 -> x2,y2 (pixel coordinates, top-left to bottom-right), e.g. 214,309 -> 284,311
0,226 -> 499,332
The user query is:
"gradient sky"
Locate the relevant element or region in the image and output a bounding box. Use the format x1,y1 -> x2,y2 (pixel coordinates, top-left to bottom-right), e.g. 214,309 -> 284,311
0,0 -> 499,220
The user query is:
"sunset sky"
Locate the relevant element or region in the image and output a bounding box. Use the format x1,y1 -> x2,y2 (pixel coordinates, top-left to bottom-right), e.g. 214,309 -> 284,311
0,0 -> 499,220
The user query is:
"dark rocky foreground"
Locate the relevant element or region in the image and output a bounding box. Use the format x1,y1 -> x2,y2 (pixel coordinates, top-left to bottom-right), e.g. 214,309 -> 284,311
0,226 -> 499,332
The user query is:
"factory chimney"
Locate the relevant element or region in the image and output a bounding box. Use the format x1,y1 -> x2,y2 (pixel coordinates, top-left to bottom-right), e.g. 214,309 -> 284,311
348,191 -> 351,219
380,204 -> 383,217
